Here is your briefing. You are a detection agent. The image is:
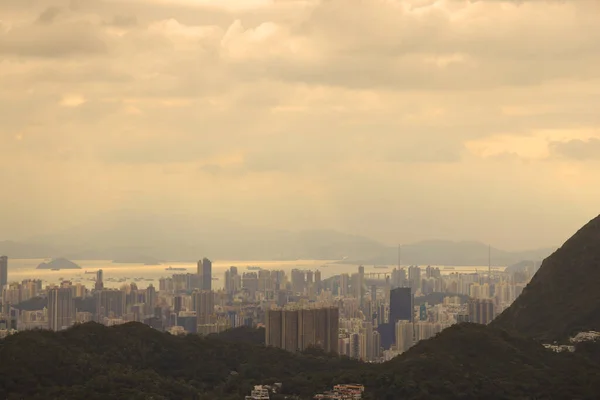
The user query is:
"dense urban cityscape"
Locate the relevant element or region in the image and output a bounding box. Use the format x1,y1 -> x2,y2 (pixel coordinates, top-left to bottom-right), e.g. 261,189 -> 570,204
0,254 -> 537,365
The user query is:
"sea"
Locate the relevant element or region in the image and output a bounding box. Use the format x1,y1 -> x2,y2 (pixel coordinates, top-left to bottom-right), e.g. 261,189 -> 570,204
7,259 -> 507,290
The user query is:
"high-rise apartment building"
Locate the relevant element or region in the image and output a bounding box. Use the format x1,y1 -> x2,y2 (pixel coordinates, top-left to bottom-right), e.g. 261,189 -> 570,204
395,320 -> 414,353
408,266 -> 421,293
265,308 -> 283,348
339,274 -> 350,296
291,269 -> 306,295
391,267 -> 407,288
173,295 -> 183,314
357,266 -> 365,307
242,272 -> 259,297
468,298 -> 495,325
359,321 -> 374,361
352,271 -> 364,308
198,258 -> 212,291
48,287 -> 75,331
314,270 -> 322,294
265,307 -> 339,354
224,266 -> 239,294
145,285 -> 156,317
306,270 -> 314,287
95,269 -> 104,291
193,290 -> 214,325
0,256 -> 7,290
95,289 -> 126,321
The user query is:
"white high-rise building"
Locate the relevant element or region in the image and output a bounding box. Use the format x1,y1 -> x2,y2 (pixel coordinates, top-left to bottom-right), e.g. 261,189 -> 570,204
48,288 -> 74,332
395,320 -> 414,354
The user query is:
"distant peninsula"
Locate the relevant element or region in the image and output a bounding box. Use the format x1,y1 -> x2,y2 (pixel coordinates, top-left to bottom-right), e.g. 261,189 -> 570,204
112,255 -> 162,265
37,258 -> 81,270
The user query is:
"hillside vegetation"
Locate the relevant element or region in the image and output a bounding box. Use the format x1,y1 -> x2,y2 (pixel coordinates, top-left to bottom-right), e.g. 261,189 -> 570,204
493,214 -> 600,342
2,322 -> 600,399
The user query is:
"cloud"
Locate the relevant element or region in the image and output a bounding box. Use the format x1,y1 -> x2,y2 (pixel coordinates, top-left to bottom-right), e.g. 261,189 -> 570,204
37,7 -> 63,24
105,15 -> 138,27
551,138 -> 600,161
1,0 -> 600,249
0,22 -> 107,57
60,94 -> 87,107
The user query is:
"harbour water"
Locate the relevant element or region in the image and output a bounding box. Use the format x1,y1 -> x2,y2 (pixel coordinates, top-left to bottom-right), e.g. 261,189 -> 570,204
7,259 -> 507,290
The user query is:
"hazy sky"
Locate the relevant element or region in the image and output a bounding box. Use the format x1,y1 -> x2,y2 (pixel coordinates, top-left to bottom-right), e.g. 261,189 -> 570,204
1,0 -> 600,249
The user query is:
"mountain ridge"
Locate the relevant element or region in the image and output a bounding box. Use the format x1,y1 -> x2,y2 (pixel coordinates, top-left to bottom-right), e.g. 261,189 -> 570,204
492,214 -> 600,342
9,210 -> 553,264
0,322 -> 598,399
0,236 -> 553,266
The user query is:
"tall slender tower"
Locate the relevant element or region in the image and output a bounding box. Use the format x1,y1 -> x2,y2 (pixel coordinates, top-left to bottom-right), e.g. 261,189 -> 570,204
488,245 -> 492,285
95,269 -> 104,291
199,258 -> 212,291
397,245 -> 401,269
145,284 -> 156,317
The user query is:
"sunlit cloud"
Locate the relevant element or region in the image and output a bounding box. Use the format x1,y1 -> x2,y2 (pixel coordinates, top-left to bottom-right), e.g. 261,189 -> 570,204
59,94 -> 87,107
0,0 -> 599,248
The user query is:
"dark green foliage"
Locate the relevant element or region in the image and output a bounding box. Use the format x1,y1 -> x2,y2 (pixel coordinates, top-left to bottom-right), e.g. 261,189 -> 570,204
0,323 -> 361,399
492,214 -> 600,342
3,322 -> 600,399
210,326 -> 266,345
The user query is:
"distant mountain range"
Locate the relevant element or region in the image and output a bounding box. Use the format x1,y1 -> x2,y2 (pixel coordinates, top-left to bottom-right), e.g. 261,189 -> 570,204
0,211 -> 554,265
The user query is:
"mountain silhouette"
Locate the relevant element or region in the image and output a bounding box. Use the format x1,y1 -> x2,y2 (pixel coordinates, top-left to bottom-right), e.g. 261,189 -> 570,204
492,214 -> 600,342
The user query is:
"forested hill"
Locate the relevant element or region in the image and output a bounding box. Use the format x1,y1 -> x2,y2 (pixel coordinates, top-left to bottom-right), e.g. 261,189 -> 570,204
2,322 -> 600,400
492,214 -> 600,342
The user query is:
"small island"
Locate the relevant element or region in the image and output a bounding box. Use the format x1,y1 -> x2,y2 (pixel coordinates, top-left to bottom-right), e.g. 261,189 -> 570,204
37,258 -> 82,270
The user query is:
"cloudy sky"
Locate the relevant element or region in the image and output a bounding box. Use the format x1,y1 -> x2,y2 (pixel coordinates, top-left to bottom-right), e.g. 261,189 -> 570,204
1,0 -> 599,249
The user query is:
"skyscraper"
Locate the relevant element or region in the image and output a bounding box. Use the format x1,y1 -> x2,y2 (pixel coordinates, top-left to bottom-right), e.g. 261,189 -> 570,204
359,321 -> 374,361
95,289 -> 126,321
468,298 -> 495,325
390,287 -> 414,323
391,267 -> 407,288
291,269 -> 306,294
395,320 -> 414,353
408,266 -> 421,293
266,308 -> 283,348
48,287 -> 74,331
339,274 -> 350,296
314,270 -> 322,294
357,266 -> 365,308
0,256 -> 8,289
95,269 -> 104,291
145,285 -> 156,317
193,290 -> 214,325
198,258 -> 212,291
174,295 -> 183,314
282,309 -> 299,352
377,286 -> 414,350
266,307 -> 339,354
224,266 -> 239,294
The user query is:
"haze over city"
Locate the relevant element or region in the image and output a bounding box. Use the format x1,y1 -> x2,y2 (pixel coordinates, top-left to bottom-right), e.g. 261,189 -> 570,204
2,0 -> 600,252
4,1 -> 600,399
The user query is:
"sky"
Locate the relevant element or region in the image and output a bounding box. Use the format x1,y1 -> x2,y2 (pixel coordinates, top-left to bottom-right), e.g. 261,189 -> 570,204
1,0 -> 600,250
